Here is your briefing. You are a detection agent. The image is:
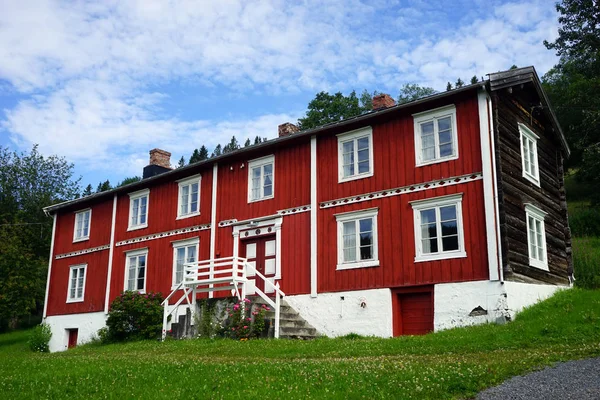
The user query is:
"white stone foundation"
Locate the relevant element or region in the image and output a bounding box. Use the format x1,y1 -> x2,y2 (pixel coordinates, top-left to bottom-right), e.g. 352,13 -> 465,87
45,312 -> 107,352
285,289 -> 393,338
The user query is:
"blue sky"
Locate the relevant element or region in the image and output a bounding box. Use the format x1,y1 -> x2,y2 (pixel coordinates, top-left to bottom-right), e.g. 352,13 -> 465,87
0,0 -> 560,189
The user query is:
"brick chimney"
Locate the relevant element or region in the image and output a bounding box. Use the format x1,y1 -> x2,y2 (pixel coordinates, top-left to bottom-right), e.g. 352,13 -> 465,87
149,148 -> 171,169
372,94 -> 396,110
278,122 -> 300,137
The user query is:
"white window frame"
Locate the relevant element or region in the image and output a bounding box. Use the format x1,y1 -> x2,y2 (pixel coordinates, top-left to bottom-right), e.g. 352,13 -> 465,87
411,193 -> 466,262
177,175 -> 201,220
171,237 -> 199,289
73,208 -> 91,242
128,189 -> 150,231
247,155 -> 275,203
524,203 -> 548,271
413,105 -> 459,167
519,123 -> 540,187
66,264 -> 87,303
124,248 -> 148,293
337,126 -> 374,183
335,208 -> 379,270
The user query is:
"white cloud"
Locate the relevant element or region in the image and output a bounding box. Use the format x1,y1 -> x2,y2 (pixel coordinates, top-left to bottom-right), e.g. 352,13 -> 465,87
0,0 -> 560,182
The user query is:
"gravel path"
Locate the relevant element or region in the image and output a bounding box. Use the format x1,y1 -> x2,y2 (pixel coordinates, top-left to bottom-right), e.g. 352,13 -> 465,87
477,357 -> 600,400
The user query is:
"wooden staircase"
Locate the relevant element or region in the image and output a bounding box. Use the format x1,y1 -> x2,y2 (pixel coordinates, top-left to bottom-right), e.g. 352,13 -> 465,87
250,296 -> 319,340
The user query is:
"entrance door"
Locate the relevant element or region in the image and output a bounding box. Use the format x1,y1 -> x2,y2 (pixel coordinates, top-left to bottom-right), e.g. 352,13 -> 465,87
393,289 -> 433,336
68,329 -> 78,349
242,235 -> 276,294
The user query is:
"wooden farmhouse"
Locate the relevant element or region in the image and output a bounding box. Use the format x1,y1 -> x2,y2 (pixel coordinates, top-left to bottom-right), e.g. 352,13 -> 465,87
42,66 -> 572,351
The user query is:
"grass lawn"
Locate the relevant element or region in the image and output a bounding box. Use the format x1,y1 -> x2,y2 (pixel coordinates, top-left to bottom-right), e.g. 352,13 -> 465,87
1,289 -> 600,399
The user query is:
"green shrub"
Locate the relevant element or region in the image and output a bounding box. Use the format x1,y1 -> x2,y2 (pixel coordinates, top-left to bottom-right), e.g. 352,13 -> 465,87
28,323 -> 51,352
568,202 -> 600,237
105,291 -> 164,342
573,237 -> 600,289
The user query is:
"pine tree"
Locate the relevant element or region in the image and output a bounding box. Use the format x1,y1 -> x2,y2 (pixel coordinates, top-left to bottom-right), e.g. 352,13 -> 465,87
177,156 -> 185,168
455,78 -> 464,88
82,184 -> 93,197
211,144 -> 222,157
189,149 -> 201,164
198,145 -> 209,161
470,75 -> 478,84
446,82 -> 453,91
222,136 -> 240,154
96,180 -> 111,193
244,138 -> 251,147
254,136 -> 263,145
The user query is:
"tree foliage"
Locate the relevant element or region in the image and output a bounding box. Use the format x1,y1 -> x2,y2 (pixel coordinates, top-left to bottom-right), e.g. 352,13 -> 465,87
0,145 -> 80,328
297,90 -> 371,130
222,136 -> 240,154
397,84 -> 436,104
105,291 -> 164,342
96,180 -> 112,193
189,145 -> 209,164
117,176 -> 141,187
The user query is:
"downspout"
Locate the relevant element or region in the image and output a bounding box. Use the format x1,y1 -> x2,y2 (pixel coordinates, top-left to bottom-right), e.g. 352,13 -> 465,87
42,213 -> 57,319
104,194 -> 118,313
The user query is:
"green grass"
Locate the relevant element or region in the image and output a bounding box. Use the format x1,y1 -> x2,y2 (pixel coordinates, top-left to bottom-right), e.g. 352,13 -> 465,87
2,290 -> 600,399
573,237 -> 600,289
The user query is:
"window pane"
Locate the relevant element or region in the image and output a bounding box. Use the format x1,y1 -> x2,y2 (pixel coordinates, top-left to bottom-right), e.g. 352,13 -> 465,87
439,130 -> 452,145
420,209 -> 436,224
422,238 -> 438,254
343,221 -> 356,236
421,133 -> 435,148
438,117 -> 451,132
263,163 -> 272,176
359,218 -> 372,233
421,222 -> 437,240
187,246 -> 197,262
442,235 -> 459,251
264,174 -> 272,186
360,243 -> 373,260
358,160 -> 369,174
441,220 -> 457,236
421,121 -> 434,135
357,148 -> 369,163
357,137 -> 369,150
180,185 -> 189,214
343,248 -> 356,262
440,206 -> 456,221
439,143 -> 453,157
264,184 -> 273,197
342,141 -> 354,154
343,164 -> 354,177
422,147 -> 435,161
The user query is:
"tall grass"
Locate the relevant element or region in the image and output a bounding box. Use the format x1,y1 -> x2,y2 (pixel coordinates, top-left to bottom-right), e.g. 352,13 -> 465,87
573,237 -> 600,289
569,201 -> 600,237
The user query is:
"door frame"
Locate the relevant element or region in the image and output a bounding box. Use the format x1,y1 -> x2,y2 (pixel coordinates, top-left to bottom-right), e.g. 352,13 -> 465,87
391,285 -> 434,337
232,217 -> 282,281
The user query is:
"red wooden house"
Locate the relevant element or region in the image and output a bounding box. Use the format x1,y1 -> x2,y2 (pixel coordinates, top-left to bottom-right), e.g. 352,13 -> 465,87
42,66 -> 572,351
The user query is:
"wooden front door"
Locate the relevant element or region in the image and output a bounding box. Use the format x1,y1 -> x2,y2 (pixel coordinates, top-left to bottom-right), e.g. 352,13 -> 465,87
242,235 -> 276,294
68,329 -> 78,349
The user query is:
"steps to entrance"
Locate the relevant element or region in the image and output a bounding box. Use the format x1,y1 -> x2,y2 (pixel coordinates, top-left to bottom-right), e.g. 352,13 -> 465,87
249,296 -> 320,340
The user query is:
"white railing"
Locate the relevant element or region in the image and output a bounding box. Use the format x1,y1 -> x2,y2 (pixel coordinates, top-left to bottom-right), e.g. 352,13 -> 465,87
161,256 -> 285,340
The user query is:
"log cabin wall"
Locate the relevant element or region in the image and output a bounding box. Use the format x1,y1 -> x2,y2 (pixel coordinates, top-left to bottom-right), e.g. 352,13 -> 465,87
491,86 -> 572,285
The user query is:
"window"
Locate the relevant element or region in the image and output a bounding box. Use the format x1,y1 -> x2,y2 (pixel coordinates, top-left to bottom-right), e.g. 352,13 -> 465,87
128,189 -> 149,230
73,209 -> 91,242
519,123 -> 540,186
67,264 -> 86,302
248,155 -> 275,202
125,249 -> 147,292
413,105 -> 458,166
337,127 -> 374,182
524,203 -> 547,270
177,175 -> 201,219
335,208 -> 379,270
172,238 -> 199,288
411,193 -> 466,262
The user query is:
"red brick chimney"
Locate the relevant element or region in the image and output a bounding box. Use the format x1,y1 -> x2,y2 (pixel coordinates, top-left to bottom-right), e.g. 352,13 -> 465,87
372,94 -> 396,110
149,148 -> 171,169
278,122 -> 300,137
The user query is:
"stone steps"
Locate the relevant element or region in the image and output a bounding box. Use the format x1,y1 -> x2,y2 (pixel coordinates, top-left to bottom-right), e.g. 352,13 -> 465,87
247,295 -> 320,340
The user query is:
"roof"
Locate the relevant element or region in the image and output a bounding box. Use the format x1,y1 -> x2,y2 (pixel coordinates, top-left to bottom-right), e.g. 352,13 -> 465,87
487,66 -> 570,157
44,66 -> 568,214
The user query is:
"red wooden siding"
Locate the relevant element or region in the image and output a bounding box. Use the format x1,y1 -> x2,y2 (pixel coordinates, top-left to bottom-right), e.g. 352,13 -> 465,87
216,143 -> 311,223
53,200 -> 113,255
317,94 -> 482,203
318,180 -> 488,293
114,167 -> 213,242
46,251 -> 109,316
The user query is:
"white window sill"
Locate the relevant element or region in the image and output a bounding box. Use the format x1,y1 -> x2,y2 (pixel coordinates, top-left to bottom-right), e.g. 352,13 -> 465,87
415,250 -> 466,263
529,259 -> 548,271
336,260 -> 379,270
523,173 -> 540,187
127,224 -> 148,232
72,237 -> 89,243
66,299 -> 84,303
176,212 -> 200,220
338,171 -> 374,184
416,154 -> 459,168
248,195 -> 274,204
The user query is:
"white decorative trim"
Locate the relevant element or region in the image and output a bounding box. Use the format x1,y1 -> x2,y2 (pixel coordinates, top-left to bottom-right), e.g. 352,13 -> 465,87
411,193 -> 466,263
218,219 -> 238,227
209,164 -> 218,299
320,173 -> 482,209
413,104 -> 459,167
277,205 -> 310,216
519,123 -> 541,187
478,89 -> 500,281
55,244 -> 110,260
104,194 -> 118,314
335,208 -> 379,270
337,126 -> 374,183
43,214 -> 57,318
127,188 -> 149,231
310,135 -> 318,297
248,154 -> 275,203
115,224 -> 210,247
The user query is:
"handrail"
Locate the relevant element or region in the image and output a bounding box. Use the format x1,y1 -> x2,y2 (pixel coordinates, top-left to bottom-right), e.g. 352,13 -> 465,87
244,261 -> 285,338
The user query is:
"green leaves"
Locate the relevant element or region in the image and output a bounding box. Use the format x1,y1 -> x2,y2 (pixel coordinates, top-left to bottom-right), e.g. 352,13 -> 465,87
105,291 -> 164,342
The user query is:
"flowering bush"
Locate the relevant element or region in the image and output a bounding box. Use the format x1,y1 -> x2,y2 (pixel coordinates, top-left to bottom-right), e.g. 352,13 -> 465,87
251,304 -> 270,338
105,291 -> 164,342
28,323 -> 52,352
222,298 -> 270,340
